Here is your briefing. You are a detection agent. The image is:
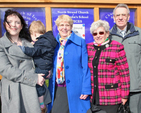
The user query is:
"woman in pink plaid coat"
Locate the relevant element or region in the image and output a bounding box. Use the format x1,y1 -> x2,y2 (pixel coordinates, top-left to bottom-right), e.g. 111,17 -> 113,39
87,20 -> 130,113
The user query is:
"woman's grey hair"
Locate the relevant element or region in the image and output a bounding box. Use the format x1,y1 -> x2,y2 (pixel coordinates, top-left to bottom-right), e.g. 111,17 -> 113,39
113,3 -> 130,15
90,20 -> 110,34
55,14 -> 73,26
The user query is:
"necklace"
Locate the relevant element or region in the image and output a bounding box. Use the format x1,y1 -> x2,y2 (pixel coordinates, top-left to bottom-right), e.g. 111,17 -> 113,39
9,37 -> 22,46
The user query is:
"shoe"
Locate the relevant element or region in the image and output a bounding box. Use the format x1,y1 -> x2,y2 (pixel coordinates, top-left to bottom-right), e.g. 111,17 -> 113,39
41,106 -> 47,113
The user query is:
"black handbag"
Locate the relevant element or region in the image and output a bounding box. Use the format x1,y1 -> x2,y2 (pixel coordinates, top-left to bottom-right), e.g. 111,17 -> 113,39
117,102 -> 130,113
87,104 -> 107,113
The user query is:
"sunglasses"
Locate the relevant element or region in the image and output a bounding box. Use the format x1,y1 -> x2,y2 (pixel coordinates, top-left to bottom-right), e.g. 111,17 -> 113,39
93,31 -> 105,36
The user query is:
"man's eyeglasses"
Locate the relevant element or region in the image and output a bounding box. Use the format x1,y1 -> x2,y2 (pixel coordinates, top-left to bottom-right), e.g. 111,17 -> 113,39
92,31 -> 105,36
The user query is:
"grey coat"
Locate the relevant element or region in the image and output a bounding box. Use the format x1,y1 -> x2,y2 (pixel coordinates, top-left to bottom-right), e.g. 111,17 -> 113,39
0,33 -> 51,113
110,22 -> 141,92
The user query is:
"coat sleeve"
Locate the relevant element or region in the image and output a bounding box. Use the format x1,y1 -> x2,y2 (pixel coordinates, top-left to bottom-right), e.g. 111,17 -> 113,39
0,44 -> 38,87
81,39 -> 92,95
116,44 -> 130,98
24,46 -> 52,57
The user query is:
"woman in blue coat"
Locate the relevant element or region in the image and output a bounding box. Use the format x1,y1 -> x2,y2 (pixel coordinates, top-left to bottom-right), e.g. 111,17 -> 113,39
48,14 -> 91,113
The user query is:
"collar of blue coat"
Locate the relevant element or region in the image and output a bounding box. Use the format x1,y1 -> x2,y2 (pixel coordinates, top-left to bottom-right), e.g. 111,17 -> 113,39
56,31 -> 82,46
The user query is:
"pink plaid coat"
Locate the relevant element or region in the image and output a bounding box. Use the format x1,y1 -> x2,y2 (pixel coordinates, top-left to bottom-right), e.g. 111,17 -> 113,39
87,40 -> 130,105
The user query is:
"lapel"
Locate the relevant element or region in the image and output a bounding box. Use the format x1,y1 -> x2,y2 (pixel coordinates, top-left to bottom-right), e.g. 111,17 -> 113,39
2,33 -> 32,59
56,31 -> 82,46
88,42 -> 95,52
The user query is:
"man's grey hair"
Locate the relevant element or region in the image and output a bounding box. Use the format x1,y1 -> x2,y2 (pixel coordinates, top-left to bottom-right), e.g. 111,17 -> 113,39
113,3 -> 130,15
90,20 -> 110,34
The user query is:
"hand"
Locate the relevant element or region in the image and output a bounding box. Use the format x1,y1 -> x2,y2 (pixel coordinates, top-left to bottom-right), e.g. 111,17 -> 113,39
80,94 -> 88,100
31,41 -> 35,45
121,98 -> 128,105
46,70 -> 52,79
37,73 -> 45,86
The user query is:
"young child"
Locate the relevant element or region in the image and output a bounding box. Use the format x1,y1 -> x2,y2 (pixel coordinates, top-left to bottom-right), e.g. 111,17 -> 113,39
20,20 -> 57,113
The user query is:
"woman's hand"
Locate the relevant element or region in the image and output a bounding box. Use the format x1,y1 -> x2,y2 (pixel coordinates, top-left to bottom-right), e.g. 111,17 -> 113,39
80,94 -> 88,100
121,98 -> 128,105
37,73 -> 45,86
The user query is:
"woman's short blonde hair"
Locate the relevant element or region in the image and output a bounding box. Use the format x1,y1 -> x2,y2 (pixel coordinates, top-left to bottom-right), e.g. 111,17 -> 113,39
29,20 -> 46,35
90,20 -> 110,34
55,14 -> 73,26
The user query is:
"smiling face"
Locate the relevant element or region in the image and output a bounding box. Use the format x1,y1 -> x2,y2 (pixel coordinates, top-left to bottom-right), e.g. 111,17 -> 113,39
57,21 -> 72,39
5,14 -> 23,37
113,7 -> 130,30
93,27 -> 109,44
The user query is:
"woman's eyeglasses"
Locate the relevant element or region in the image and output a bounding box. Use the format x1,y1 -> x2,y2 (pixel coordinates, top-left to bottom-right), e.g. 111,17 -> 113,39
93,31 -> 105,36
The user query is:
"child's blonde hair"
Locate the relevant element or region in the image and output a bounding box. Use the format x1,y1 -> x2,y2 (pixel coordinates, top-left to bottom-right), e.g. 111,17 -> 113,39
29,20 -> 46,35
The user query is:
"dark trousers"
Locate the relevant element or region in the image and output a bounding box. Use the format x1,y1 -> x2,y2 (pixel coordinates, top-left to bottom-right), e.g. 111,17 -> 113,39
36,84 -> 46,97
35,68 -> 49,97
50,86 -> 69,113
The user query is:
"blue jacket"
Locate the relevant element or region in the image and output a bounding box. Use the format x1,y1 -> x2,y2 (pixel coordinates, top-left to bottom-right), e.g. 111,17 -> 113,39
24,31 -> 57,77
110,22 -> 141,92
48,31 -> 91,113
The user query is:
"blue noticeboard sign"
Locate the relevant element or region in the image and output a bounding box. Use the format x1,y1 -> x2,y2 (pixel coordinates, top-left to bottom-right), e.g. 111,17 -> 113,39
51,8 -> 94,44
99,8 -> 136,29
0,8 -> 46,36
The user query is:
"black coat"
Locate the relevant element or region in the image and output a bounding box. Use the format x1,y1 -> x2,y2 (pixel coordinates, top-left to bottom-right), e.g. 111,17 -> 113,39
24,31 -> 57,78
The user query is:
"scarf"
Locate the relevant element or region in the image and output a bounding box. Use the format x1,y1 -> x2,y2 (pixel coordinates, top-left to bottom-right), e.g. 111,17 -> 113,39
56,38 -> 68,84
93,38 -> 109,46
